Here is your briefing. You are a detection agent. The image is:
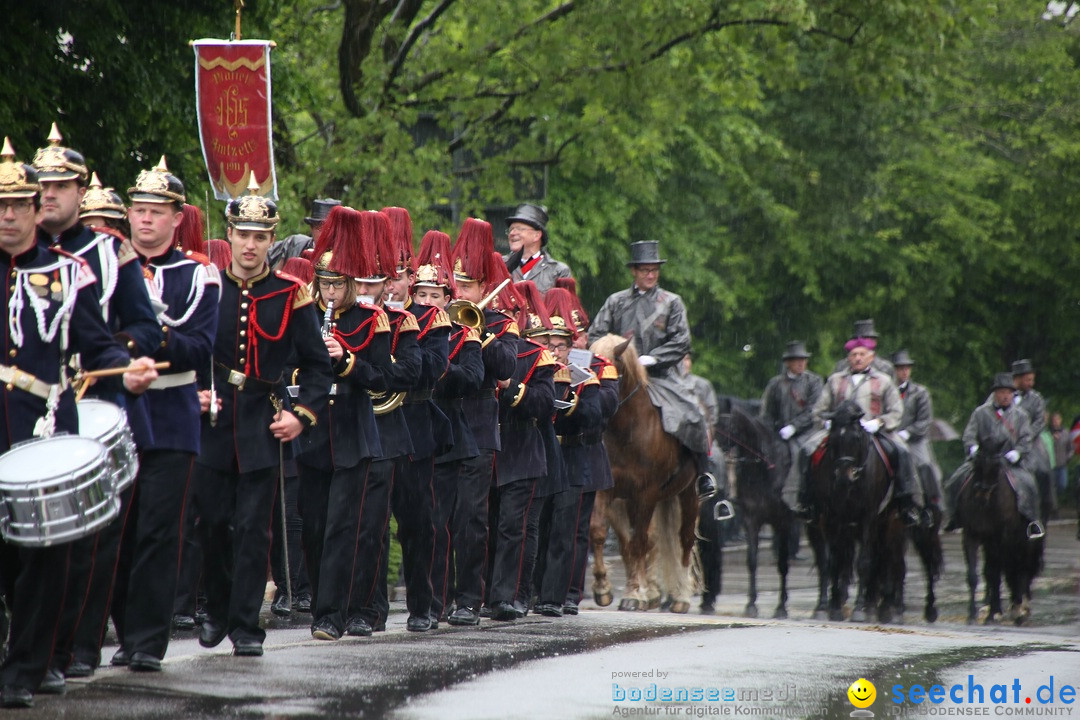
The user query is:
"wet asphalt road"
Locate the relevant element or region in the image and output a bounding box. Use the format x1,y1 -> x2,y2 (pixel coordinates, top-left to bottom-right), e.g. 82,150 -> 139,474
17,519 -> 1079,719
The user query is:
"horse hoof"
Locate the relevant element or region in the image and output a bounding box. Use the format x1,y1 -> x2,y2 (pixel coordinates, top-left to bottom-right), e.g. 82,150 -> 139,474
984,614 -> 1000,626
851,608 -> 868,623
645,597 -> 662,611
1010,604 -> 1029,626
773,607 -> 788,620
669,601 -> 690,614
813,609 -> 829,621
925,606 -> 938,624
594,592 -> 613,607
619,598 -> 641,612
829,609 -> 844,622
744,604 -> 759,619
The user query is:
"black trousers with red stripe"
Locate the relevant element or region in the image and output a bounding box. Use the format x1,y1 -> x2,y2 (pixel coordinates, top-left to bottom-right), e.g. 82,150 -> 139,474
120,450 -> 195,660
297,459 -> 370,634
566,490 -> 597,605
392,455 -> 436,619
488,476 -> 538,606
348,457 -> 395,628
0,543 -> 71,691
192,464 -> 278,644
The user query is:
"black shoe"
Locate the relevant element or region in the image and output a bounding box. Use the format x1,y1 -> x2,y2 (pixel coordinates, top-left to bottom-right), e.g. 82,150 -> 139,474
271,594 -> 291,618
512,600 -> 528,618
129,652 -> 162,672
697,472 -> 718,500
293,593 -> 312,613
479,605 -> 493,619
194,608 -> 208,624
406,615 -> 432,632
561,601 -> 579,616
172,613 -> 197,630
345,616 -> 373,637
110,647 -> 131,667
491,601 -> 517,622
448,606 -> 481,626
535,602 -> 563,618
0,685 -> 32,709
373,619 -> 387,632
36,668 -> 64,695
311,618 -> 340,641
65,660 -> 94,678
233,640 -> 263,657
199,619 -> 227,649
428,614 -> 440,630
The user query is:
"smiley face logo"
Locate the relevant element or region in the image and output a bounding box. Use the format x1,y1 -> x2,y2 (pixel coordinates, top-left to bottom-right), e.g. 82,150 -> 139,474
848,678 -> 876,708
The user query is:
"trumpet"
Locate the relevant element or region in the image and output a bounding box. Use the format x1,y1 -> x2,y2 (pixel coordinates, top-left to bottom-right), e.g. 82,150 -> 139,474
446,278 -> 510,331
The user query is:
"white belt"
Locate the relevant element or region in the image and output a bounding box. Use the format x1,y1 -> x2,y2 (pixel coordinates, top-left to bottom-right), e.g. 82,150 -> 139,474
149,370 -> 197,390
0,364 -> 58,400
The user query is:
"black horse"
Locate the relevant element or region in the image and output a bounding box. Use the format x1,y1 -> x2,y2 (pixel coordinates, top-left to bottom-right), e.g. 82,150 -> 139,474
807,400 -> 906,622
959,440 -> 1044,624
715,406 -> 794,619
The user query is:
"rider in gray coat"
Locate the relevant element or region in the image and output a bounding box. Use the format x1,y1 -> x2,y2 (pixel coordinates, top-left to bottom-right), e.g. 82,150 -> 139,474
892,350 -> 942,516
502,204 -> 571,293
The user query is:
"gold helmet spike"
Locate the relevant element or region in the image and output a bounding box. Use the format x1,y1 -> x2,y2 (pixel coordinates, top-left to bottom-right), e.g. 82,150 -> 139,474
1,137 -> 14,161
155,155 -> 169,173
247,172 -> 260,194
47,122 -> 63,146
88,171 -> 103,189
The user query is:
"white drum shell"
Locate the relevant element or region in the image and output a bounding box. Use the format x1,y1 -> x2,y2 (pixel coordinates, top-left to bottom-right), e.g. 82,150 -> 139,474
77,399 -> 139,492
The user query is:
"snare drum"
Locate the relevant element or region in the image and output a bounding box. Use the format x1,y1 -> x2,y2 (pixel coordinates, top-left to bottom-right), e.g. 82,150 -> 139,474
77,399 -> 139,492
0,435 -> 119,546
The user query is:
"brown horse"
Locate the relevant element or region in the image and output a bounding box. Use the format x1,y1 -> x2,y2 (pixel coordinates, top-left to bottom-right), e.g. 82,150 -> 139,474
958,440 -> 1044,624
588,334 -> 699,612
715,406 -> 795,619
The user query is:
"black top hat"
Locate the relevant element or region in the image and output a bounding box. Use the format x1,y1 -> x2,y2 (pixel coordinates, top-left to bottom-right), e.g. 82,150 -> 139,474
304,198 -> 341,226
128,157 -> 185,205
506,203 -> 549,246
626,241 -> 666,267
852,318 -> 878,339
891,349 -> 915,367
1011,358 -> 1034,376
991,372 -> 1015,392
782,341 -> 811,360
33,123 -> 88,184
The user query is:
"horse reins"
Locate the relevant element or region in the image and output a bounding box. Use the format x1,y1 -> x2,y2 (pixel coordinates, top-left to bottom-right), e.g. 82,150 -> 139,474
713,424 -> 776,470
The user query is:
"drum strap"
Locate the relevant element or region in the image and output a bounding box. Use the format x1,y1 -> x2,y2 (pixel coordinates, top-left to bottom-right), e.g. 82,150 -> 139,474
0,363 -> 58,400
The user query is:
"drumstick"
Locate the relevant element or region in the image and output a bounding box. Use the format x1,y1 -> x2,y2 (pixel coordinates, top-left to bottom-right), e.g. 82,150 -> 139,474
79,361 -> 171,379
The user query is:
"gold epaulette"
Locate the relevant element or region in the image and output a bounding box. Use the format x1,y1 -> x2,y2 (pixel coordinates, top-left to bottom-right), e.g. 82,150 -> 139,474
398,312 -> 420,333
554,365 -> 571,383
116,238 -> 138,267
581,374 -> 601,388
538,348 -> 555,367
430,308 -> 451,329
600,364 -> 619,380
374,309 -> 390,333
504,320 -> 520,337
465,326 -> 481,343
292,282 -> 314,309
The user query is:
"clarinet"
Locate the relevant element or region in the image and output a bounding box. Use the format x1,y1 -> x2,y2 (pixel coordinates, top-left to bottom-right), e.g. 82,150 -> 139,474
321,299 -> 335,339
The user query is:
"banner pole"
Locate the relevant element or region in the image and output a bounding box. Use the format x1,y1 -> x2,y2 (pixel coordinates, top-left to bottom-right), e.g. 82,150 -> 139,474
234,0 -> 244,41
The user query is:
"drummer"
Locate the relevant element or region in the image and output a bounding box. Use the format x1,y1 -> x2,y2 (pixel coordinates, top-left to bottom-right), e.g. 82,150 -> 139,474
0,139 -> 157,709
107,160 -> 221,672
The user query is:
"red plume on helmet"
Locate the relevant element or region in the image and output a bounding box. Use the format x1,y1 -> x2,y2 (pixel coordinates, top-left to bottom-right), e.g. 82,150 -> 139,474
486,250 -> 524,315
412,230 -> 456,295
206,238 -> 232,270
172,203 -> 207,255
361,210 -> 397,280
312,205 -> 377,279
381,206 -> 414,271
281,256 -> 314,285
514,280 -> 553,337
452,218 -> 494,284
554,276 -> 589,332
542,287 -> 577,340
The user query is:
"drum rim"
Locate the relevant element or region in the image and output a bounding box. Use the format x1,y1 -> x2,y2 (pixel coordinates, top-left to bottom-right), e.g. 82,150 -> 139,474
0,435 -> 109,488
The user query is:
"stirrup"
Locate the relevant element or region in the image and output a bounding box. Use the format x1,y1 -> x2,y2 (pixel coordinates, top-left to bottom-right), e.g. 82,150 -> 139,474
713,499 -> 735,522
696,473 -> 718,500
1026,521 -> 1045,540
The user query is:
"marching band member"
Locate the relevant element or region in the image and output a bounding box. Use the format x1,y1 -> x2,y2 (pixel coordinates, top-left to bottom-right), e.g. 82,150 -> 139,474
487,281 -> 555,621
107,162 -> 220,672
297,206 -> 392,641
442,221 -> 516,627
34,127 -> 162,691
191,179 -> 332,658
344,209 -> 423,637
428,229 -> 485,627
78,172 -> 129,239
0,140 -> 156,708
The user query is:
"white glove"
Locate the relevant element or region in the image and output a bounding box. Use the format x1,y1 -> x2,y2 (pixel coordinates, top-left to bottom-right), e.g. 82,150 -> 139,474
779,424 -> 796,441
860,418 -> 881,434
1005,449 -> 1021,464
968,444 -> 978,458
638,355 -> 658,367
823,419 -> 832,431
897,429 -> 911,442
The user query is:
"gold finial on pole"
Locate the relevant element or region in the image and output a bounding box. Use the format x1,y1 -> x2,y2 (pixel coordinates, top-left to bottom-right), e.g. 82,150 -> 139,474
234,0 -> 245,41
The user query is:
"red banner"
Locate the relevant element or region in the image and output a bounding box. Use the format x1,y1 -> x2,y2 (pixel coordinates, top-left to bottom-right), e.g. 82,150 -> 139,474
194,40 -> 277,201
